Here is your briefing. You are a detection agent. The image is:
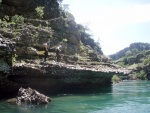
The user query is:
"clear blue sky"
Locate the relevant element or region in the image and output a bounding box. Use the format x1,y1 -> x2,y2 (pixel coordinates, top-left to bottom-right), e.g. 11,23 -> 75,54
62,0 -> 150,55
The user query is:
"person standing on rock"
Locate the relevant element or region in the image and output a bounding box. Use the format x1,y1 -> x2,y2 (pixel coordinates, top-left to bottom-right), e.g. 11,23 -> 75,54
43,43 -> 48,62
56,45 -> 61,62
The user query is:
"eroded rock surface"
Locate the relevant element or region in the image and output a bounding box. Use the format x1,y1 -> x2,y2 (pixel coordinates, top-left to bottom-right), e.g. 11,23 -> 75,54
16,87 -> 51,105
8,62 -> 131,94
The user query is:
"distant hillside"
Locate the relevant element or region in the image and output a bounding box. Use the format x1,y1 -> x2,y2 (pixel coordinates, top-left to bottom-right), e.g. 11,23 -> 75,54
109,42 -> 150,80
110,42 -> 150,60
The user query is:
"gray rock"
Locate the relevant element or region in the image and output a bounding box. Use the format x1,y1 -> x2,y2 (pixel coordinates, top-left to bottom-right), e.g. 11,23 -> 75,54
16,87 -> 51,105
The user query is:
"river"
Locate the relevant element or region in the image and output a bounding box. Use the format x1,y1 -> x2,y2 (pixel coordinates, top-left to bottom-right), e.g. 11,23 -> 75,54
0,80 -> 150,113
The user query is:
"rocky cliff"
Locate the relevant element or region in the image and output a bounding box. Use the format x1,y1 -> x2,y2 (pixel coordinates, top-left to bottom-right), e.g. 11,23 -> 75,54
0,0 -> 103,61
0,0 -> 131,98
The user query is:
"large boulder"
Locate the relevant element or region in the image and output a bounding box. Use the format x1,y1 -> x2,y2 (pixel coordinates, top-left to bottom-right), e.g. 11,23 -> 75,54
16,87 -> 51,105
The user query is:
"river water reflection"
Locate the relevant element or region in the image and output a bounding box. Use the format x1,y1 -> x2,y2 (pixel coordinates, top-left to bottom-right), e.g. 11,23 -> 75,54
0,80 -> 150,113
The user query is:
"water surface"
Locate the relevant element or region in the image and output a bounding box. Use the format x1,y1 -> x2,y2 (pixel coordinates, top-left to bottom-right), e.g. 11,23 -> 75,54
0,80 -> 150,113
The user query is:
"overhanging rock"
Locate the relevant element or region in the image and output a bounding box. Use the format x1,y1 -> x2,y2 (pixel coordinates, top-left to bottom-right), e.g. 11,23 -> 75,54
8,62 -> 131,94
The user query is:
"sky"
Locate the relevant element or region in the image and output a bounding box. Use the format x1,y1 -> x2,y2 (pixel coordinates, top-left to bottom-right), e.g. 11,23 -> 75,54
62,0 -> 150,55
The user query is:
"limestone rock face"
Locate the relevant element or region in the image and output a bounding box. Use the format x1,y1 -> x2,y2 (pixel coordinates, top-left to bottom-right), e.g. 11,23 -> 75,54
16,87 -> 51,105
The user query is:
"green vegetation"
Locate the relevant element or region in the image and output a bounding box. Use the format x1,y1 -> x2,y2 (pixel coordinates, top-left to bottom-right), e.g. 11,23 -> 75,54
79,24 -> 103,55
11,15 -> 24,24
3,15 -> 10,22
144,57 -> 150,65
62,38 -> 68,43
80,45 -> 85,52
35,6 -> 44,19
0,15 -> 23,37
131,70 -> 147,80
125,50 -> 132,57
112,75 -> 121,83
110,43 -> 150,80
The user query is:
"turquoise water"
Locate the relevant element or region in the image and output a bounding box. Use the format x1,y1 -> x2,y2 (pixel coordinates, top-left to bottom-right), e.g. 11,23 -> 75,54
0,80 -> 150,113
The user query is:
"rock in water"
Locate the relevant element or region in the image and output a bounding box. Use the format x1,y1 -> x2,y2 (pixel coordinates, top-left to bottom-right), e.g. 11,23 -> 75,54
16,87 -> 51,105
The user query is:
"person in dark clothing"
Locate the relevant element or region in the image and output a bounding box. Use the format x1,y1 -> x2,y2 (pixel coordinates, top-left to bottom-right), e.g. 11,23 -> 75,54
43,43 -> 48,62
56,45 -> 61,62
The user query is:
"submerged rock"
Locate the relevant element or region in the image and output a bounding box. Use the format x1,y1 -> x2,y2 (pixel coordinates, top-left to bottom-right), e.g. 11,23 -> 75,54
16,87 -> 51,105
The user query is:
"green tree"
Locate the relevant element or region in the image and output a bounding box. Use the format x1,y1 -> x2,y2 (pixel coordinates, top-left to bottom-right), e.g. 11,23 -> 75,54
11,15 -> 24,24
35,6 -> 44,19
125,50 -> 132,57
137,70 -> 147,80
62,38 -> 68,43
65,11 -> 75,20
3,15 -> 10,22
132,48 -> 139,55
112,75 -> 121,83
